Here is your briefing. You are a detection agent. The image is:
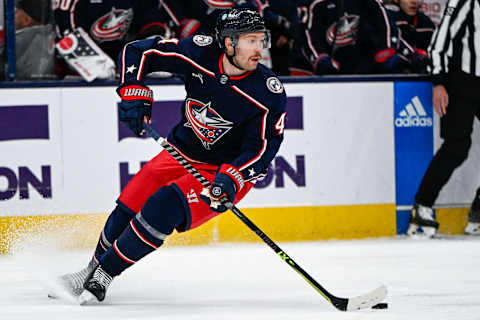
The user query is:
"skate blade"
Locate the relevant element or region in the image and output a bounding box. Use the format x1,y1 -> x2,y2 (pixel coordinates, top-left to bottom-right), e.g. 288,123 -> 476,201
465,231 -> 480,236
78,290 -> 97,305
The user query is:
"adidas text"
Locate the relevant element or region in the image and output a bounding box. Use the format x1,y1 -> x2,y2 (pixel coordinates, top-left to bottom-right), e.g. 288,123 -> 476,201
395,117 -> 433,127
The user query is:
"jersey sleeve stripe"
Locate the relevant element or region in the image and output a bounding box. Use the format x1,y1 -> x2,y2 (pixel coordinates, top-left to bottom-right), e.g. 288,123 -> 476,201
205,0 -> 235,8
70,0 -> 80,30
137,49 -> 216,81
374,0 -> 392,48
305,29 -> 319,59
230,85 -> 268,171
415,28 -> 435,32
160,0 -> 181,26
121,45 -> 127,83
308,0 -> 327,29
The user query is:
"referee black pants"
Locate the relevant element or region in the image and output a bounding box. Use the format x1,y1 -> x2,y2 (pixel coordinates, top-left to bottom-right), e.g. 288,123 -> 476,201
415,73 -> 480,208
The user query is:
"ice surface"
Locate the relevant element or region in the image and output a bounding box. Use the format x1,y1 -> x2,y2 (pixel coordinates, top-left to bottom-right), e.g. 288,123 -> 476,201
1,237 -> 479,320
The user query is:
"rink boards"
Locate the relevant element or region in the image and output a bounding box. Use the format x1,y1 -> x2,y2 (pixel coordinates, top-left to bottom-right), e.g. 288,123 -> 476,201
0,79 -> 478,253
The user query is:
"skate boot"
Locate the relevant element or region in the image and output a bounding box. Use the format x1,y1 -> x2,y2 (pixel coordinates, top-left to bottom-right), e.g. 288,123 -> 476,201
465,222 -> 480,235
407,203 -> 439,237
48,258 -> 97,298
78,264 -> 114,305
465,208 -> 480,235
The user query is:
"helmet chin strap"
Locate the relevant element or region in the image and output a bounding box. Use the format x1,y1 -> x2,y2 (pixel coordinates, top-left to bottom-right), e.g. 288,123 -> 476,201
225,46 -> 246,71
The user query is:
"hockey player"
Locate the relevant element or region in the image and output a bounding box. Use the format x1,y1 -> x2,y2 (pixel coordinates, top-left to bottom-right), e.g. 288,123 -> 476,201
52,8 -> 287,304
386,0 -> 436,73
289,0 -> 401,75
53,0 -> 172,64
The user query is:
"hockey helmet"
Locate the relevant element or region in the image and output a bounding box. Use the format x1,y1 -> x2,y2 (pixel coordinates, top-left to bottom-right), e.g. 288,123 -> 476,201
215,8 -> 271,50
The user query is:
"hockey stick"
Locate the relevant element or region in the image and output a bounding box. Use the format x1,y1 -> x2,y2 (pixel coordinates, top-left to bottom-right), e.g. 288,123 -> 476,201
143,123 -> 387,311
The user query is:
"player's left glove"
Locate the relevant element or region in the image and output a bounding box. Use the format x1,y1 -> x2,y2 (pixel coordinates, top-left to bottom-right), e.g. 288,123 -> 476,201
117,84 -> 153,136
374,48 -> 400,72
200,164 -> 245,213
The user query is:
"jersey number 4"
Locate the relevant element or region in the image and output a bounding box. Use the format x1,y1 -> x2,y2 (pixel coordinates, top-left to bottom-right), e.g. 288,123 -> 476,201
275,113 -> 287,135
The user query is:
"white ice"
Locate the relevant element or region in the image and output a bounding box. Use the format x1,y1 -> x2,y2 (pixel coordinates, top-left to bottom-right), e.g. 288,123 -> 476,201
1,237 -> 479,320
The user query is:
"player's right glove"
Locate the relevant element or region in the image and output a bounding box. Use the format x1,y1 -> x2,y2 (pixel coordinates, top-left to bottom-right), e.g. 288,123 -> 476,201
410,48 -> 429,74
117,84 -> 153,136
200,164 -> 245,213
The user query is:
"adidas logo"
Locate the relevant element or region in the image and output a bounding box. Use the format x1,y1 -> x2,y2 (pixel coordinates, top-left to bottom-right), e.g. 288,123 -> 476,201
395,96 -> 433,127
187,189 -> 199,203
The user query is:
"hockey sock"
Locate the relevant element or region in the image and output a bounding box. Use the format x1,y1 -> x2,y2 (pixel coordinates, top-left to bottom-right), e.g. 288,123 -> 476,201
93,204 -> 134,262
99,186 -> 186,276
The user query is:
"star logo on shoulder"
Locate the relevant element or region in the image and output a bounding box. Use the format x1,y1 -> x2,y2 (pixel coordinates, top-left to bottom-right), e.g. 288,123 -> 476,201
126,65 -> 137,73
248,168 -> 256,177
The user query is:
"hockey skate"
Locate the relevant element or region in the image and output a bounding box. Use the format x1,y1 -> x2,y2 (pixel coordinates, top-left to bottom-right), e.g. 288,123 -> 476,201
465,208 -> 480,235
465,222 -> 480,235
48,258 -> 97,299
78,264 -> 114,305
407,204 -> 439,238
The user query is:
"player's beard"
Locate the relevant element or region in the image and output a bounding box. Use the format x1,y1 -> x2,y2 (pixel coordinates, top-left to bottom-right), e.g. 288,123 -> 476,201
244,54 -> 262,70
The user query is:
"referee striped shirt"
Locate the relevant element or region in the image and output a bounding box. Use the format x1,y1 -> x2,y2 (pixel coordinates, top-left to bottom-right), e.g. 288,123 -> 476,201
428,0 -> 480,85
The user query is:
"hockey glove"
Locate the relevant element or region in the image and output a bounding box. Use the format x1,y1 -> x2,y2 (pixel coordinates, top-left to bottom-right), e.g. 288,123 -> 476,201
313,54 -> 340,75
200,164 -> 245,213
410,49 -> 429,74
374,48 -> 400,72
117,84 -> 153,136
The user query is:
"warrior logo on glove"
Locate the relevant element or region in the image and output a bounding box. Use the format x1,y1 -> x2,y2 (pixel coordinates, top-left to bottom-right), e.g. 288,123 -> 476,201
184,98 -> 233,150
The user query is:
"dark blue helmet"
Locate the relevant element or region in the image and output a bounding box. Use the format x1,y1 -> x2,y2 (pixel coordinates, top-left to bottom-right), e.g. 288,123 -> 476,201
215,8 -> 270,50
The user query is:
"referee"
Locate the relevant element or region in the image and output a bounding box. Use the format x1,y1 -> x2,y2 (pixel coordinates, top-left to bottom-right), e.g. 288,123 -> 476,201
408,0 -> 480,237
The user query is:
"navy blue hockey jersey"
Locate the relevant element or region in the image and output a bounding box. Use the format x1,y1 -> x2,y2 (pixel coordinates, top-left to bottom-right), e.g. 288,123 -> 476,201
386,4 -> 435,56
54,0 -> 170,59
118,35 -> 287,182
290,0 -> 400,74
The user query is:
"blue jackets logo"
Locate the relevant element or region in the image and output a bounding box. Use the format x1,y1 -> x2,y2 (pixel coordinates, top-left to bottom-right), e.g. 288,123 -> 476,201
395,96 -> 432,127
184,98 -> 233,150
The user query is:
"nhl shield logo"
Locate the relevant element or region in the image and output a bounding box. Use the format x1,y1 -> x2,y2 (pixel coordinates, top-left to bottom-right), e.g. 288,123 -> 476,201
266,77 -> 283,93
184,99 -> 233,149
193,35 -> 213,46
